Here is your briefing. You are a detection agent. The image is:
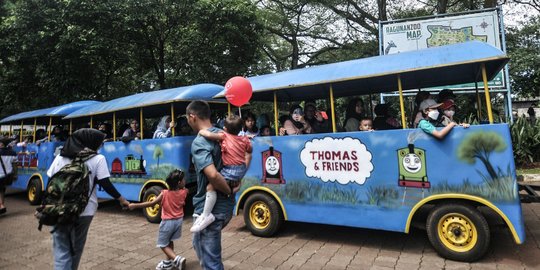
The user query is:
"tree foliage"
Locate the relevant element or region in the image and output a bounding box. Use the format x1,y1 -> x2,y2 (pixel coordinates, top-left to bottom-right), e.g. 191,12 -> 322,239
0,0 -> 263,118
0,0 -> 538,121
457,131 -> 507,179
506,15 -> 540,98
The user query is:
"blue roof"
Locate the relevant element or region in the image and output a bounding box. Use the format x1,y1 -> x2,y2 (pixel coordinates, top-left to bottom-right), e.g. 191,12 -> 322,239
0,101 -> 101,124
214,41 -> 509,101
64,83 -> 225,119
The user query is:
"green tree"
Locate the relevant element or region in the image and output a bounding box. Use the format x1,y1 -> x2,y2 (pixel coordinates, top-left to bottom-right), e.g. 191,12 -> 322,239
457,131 -> 507,180
506,15 -> 540,98
153,146 -> 164,168
124,0 -> 263,87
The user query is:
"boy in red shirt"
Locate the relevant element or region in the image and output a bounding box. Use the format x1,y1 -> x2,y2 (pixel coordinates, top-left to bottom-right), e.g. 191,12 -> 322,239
129,170 -> 188,270
191,115 -> 252,232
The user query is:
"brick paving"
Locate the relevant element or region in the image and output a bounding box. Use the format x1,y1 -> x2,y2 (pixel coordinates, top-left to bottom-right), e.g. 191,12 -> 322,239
1,190 -> 540,269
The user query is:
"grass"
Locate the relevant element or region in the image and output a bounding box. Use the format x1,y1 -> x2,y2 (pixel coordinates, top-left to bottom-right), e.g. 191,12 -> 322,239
238,177 -> 359,205
517,167 -> 540,175
431,165 -> 518,202
366,186 -> 399,206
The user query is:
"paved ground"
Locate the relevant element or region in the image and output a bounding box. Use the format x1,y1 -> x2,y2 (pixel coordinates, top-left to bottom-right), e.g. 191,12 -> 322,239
1,190 -> 540,270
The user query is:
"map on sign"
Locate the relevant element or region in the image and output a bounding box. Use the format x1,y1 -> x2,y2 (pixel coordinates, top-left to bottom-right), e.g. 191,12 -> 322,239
426,25 -> 487,47
380,9 -> 505,89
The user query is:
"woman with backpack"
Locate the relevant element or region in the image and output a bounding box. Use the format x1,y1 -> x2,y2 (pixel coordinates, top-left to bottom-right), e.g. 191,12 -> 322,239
44,128 -> 129,270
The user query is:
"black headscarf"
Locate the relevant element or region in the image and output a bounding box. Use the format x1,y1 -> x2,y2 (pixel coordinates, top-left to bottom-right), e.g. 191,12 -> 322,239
343,98 -> 365,128
61,128 -> 106,158
288,105 -> 305,129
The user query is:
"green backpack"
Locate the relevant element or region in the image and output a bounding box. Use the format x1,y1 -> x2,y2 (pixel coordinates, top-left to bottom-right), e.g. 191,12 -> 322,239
37,150 -> 96,231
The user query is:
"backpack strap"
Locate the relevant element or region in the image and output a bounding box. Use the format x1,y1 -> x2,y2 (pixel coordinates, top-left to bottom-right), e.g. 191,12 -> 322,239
0,156 -> 8,177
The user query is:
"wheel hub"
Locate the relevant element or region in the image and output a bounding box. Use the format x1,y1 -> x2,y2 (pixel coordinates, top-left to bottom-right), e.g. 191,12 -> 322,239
250,201 -> 270,229
438,213 -> 478,252
145,194 -> 159,217
28,186 -> 36,201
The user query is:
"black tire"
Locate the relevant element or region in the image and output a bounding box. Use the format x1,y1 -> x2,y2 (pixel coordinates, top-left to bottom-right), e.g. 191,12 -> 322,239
143,186 -> 163,223
27,178 -> 43,205
243,192 -> 283,237
426,203 -> 490,262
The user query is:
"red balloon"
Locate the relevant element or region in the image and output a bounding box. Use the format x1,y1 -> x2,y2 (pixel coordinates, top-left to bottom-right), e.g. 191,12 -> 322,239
225,76 -> 252,107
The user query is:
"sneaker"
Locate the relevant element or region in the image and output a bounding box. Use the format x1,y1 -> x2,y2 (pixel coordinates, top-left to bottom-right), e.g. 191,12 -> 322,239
173,255 -> 186,270
156,260 -> 173,270
190,213 -> 215,232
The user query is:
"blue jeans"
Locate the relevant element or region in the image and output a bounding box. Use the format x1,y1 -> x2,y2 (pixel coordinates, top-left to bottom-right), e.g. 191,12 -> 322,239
192,212 -> 232,270
52,216 -> 93,270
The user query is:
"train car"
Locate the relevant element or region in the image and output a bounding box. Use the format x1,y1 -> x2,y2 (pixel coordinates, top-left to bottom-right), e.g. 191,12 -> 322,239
214,41 -> 523,262
64,83 -> 227,223
0,101 -> 101,204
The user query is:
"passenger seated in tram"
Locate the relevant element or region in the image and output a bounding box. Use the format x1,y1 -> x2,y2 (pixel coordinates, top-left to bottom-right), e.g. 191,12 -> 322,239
50,126 -> 67,142
259,125 -> 272,136
439,99 -> 470,128
34,129 -> 47,146
175,116 -> 194,136
358,118 -> 374,131
437,89 -> 455,103
304,102 -> 330,133
283,105 -> 312,135
373,104 -> 400,130
413,90 -> 431,128
239,112 -> 259,138
16,136 -> 32,147
256,114 -> 270,131
98,123 -> 113,142
278,115 -> 289,136
343,98 -> 366,132
418,99 -> 466,139
121,119 -> 141,141
153,116 -> 175,139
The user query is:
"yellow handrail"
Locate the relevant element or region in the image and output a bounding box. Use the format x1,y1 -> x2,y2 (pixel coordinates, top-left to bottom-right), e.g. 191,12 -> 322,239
481,63 -> 494,124
140,108 -> 144,139
397,75 -> 407,129
19,120 -> 23,142
113,112 -> 116,141
329,85 -> 336,133
33,118 -> 37,143
47,117 -> 52,141
274,92 -> 279,136
170,104 -> 175,137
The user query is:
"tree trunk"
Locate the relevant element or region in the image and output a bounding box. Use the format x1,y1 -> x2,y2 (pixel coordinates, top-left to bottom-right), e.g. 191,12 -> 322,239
291,37 -> 299,70
437,0 -> 448,14
477,155 -> 497,180
378,0 -> 387,22
483,0 -> 497,8
157,39 -> 166,89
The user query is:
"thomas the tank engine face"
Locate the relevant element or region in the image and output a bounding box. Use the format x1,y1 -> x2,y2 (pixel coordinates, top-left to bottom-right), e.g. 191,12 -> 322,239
402,153 -> 422,173
265,156 -> 280,176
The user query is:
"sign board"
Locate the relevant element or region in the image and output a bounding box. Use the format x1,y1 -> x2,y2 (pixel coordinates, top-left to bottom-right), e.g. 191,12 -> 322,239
380,9 -> 505,90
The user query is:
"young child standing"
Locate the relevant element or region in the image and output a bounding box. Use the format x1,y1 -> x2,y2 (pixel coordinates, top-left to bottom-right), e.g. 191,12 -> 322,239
128,170 -> 187,270
191,115 -> 252,232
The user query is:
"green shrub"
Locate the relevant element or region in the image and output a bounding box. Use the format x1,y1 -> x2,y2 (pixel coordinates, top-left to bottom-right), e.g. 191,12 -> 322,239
510,117 -> 540,166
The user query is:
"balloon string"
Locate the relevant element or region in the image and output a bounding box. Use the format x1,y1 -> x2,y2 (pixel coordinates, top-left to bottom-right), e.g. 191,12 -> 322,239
238,107 -> 242,118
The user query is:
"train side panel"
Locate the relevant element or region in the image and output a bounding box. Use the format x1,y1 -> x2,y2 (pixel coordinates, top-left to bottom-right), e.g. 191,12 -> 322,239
11,142 -> 63,191
97,136 -> 195,201
238,124 -> 525,243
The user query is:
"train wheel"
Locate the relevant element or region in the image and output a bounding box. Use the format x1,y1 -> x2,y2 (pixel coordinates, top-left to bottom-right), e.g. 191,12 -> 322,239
143,186 -> 163,223
243,192 -> 283,237
27,178 -> 43,205
426,203 -> 490,262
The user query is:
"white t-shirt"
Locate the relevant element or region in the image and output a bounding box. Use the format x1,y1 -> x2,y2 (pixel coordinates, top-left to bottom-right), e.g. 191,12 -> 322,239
47,154 -> 110,217
0,155 -> 16,178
